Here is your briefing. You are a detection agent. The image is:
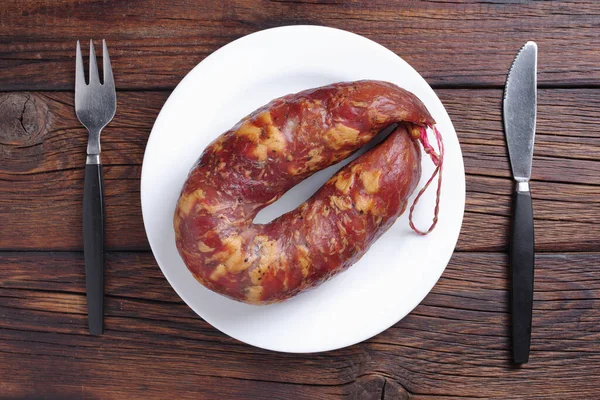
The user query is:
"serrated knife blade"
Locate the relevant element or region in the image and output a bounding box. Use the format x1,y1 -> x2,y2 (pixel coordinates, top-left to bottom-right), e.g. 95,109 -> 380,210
504,41 -> 537,182
503,41 -> 537,365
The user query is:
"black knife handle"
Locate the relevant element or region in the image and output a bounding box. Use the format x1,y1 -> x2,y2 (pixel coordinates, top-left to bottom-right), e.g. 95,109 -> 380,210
511,184 -> 535,364
83,162 -> 105,335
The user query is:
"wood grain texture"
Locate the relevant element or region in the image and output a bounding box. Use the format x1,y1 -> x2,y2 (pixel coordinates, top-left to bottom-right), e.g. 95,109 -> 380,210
1,251 -> 599,399
1,1 -> 599,398
1,89 -> 598,251
1,0 -> 600,90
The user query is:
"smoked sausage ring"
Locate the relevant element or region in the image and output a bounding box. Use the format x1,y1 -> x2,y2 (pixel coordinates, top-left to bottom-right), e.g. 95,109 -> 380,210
174,80 -> 442,304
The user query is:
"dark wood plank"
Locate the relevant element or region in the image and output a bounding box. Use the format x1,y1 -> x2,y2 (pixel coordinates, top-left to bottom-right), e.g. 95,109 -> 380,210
1,251 -> 599,399
1,1 -> 600,90
0,91 -> 157,250
1,89 -> 599,252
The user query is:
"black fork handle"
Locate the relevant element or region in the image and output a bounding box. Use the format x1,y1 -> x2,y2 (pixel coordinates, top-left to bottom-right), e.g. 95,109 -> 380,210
83,162 -> 104,335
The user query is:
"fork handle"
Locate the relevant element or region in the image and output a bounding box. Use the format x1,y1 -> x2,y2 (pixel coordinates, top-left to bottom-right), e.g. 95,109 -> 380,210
83,161 -> 105,335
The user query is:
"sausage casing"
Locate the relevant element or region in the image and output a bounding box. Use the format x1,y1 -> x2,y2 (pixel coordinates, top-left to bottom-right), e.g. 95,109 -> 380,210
174,80 -> 435,304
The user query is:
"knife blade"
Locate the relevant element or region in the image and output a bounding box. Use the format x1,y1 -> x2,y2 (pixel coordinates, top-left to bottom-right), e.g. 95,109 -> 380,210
503,41 -> 537,364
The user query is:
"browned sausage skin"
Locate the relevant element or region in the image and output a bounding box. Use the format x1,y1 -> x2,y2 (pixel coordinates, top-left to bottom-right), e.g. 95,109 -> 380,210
174,80 -> 436,304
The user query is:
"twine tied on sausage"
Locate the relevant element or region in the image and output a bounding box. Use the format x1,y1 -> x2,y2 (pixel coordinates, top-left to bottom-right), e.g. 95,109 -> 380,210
409,125 -> 444,235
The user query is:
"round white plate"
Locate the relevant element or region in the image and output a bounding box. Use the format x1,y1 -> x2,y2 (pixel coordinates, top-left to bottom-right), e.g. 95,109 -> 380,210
141,25 -> 465,353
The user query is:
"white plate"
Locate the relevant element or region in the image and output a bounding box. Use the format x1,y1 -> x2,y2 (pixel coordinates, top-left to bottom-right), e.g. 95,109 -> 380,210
141,25 -> 465,353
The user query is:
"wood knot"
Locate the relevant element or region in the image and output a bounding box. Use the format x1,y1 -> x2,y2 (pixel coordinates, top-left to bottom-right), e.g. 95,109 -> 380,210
0,93 -> 46,145
0,93 -> 50,174
347,374 -> 411,400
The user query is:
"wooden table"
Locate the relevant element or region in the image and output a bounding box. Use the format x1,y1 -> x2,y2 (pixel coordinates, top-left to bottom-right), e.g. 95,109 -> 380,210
1,1 -> 599,398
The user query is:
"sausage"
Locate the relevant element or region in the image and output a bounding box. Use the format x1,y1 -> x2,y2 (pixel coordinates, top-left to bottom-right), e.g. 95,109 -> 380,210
174,80 -> 438,304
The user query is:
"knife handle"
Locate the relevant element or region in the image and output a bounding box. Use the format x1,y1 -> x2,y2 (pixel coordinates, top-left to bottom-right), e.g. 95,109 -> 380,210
511,183 -> 535,364
83,161 -> 105,335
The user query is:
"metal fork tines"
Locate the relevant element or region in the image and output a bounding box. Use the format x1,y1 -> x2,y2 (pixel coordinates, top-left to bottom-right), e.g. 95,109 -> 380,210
76,39 -> 116,164
75,40 -> 116,335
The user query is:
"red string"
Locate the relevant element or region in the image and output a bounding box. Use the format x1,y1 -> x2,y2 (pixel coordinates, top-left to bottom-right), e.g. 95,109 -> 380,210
409,125 -> 444,236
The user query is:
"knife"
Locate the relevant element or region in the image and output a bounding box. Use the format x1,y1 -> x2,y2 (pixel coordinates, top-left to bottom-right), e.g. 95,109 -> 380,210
503,41 -> 537,364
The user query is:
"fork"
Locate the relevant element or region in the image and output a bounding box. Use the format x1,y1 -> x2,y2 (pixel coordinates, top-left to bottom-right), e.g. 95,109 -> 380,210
75,39 -> 116,335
